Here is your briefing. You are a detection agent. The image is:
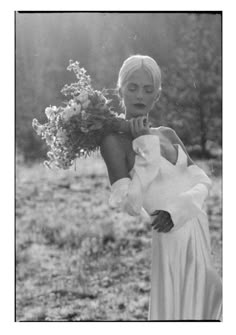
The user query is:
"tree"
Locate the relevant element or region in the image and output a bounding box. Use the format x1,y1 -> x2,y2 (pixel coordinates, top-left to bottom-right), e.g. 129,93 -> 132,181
159,13 -> 222,156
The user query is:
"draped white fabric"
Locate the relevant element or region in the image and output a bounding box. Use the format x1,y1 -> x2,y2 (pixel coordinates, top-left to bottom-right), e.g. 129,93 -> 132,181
109,128 -> 222,320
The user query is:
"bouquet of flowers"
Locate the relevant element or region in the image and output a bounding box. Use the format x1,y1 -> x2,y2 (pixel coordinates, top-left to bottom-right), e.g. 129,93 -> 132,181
32,60 -> 130,169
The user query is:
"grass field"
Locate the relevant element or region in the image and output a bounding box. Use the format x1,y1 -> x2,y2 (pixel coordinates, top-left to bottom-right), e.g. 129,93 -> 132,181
16,154 -> 222,321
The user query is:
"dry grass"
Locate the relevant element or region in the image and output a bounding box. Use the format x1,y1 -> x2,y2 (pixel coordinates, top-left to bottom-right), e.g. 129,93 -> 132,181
16,154 -> 222,321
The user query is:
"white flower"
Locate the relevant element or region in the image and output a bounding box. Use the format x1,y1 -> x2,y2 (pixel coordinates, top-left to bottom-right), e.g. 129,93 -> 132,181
51,106 -> 58,112
36,125 -> 45,136
81,110 -> 89,120
62,103 -> 82,121
32,119 -> 45,135
57,129 -> 68,144
79,90 -> 89,103
80,127 -> 89,133
45,107 -> 56,121
118,113 -> 125,119
45,133 -> 54,145
62,106 -> 74,121
81,100 -> 90,109
71,103 -> 81,115
78,91 -> 91,109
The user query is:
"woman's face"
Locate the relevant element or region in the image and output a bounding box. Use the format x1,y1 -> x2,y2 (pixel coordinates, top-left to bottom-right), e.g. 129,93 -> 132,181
121,68 -> 157,120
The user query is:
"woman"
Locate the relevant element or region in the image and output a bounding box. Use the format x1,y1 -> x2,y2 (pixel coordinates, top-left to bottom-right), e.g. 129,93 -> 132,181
100,55 -> 222,320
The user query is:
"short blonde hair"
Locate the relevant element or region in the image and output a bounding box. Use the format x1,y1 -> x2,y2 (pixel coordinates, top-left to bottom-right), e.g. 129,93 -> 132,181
117,55 -> 162,100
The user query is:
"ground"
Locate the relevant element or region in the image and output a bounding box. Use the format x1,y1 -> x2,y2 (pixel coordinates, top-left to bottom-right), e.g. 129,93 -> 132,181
16,154 -> 222,321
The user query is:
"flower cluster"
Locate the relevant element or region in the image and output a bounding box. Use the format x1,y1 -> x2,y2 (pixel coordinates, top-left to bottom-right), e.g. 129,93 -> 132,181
32,61 -> 128,169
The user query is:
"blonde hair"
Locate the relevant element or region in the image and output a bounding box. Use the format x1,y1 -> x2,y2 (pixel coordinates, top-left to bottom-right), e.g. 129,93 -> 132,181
117,55 -> 162,100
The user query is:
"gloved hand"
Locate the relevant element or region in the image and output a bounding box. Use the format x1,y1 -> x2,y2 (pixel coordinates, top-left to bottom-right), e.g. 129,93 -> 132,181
150,210 -> 174,233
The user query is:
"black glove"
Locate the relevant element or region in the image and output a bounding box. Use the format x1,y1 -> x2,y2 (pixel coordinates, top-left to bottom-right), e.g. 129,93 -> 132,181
150,210 -> 174,233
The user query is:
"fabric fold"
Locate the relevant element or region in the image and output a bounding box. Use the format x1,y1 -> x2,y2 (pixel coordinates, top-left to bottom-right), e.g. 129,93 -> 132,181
164,183 -> 208,228
132,135 -> 161,189
163,165 -> 212,228
109,135 -> 161,216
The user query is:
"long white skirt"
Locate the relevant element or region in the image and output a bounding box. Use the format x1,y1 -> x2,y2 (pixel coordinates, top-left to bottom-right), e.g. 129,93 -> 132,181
148,216 -> 222,320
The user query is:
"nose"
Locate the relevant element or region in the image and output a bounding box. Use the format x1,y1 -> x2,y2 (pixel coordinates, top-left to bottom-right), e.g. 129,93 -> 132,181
136,88 -> 144,100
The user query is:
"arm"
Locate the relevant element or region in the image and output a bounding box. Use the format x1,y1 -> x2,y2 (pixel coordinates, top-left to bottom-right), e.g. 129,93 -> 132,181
100,133 -> 129,185
100,116 -> 155,185
100,133 -> 141,216
100,125 -> 161,216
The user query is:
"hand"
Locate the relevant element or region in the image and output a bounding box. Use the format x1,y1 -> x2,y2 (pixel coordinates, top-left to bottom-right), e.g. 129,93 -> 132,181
129,116 -> 150,139
150,210 -> 174,233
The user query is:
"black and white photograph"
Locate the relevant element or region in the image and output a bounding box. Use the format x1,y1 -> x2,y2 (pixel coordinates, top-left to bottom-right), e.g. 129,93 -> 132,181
15,11 -> 222,322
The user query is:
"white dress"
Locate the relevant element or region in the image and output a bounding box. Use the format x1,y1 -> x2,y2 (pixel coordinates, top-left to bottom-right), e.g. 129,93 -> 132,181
109,128 -> 222,320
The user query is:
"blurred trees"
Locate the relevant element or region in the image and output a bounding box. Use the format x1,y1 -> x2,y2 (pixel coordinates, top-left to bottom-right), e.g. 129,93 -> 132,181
15,12 -> 222,161
159,14 -> 222,157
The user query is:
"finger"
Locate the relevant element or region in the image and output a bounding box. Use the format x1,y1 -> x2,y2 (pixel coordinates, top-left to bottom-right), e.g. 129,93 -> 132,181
151,211 -> 170,227
157,225 -> 171,233
153,224 -> 164,231
134,118 -> 140,134
161,223 -> 174,233
151,213 -> 162,226
137,116 -> 145,130
152,216 -> 168,230
143,116 -> 148,129
152,224 -> 163,230
130,118 -> 136,136
129,119 -> 135,137
155,220 -> 169,231
152,222 -> 162,230
152,222 -> 163,230
154,226 -> 167,232
153,217 -> 173,232
152,220 -> 166,230
140,116 -> 148,130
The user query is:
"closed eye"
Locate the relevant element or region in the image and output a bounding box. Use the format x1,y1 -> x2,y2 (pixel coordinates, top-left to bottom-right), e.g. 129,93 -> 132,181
127,83 -> 154,93
144,85 -> 154,93
127,83 -> 138,92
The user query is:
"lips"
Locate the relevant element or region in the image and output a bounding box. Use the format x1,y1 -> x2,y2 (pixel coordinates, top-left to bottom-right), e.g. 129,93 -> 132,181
133,103 -> 146,109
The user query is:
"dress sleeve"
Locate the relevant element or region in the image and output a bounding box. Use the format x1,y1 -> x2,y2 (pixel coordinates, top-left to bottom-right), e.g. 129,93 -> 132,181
108,135 -> 161,216
164,165 -> 212,227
